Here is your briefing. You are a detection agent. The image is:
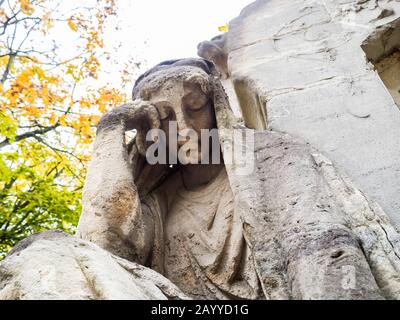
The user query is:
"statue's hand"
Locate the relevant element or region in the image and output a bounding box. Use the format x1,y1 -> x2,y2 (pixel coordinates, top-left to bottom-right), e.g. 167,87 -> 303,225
98,100 -> 160,131
97,100 -> 161,156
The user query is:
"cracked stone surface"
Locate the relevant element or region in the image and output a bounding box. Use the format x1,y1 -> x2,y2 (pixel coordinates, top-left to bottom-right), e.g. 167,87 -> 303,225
227,0 -> 400,229
0,231 -> 188,300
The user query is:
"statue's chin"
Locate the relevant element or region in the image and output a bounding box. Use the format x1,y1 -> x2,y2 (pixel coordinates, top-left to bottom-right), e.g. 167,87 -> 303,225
179,149 -> 203,165
166,145 -> 205,165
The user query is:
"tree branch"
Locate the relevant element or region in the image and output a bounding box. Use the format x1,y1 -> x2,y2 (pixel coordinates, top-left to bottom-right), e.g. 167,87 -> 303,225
33,135 -> 84,164
1,51 -> 15,83
0,124 -> 59,148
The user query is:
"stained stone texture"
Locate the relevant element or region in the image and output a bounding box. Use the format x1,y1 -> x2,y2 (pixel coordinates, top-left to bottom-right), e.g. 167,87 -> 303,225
375,51 -> 400,108
222,79 -> 242,117
227,0 -> 400,229
0,231 -> 187,300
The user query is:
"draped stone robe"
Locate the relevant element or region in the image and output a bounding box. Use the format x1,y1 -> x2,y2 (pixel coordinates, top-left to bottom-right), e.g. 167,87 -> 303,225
143,167 -> 261,299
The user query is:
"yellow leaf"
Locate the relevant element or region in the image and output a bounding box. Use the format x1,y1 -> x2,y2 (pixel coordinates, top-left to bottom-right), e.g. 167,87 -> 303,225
49,112 -> 56,124
59,114 -> 66,126
0,8 -> 7,22
19,0 -> 34,15
34,66 -> 45,79
41,11 -> 53,34
218,23 -> 229,33
67,17 -> 78,32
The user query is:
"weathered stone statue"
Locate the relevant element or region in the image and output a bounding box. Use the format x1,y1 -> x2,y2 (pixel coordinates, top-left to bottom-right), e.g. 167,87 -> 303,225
1,58 -> 400,300
77,58 -> 261,299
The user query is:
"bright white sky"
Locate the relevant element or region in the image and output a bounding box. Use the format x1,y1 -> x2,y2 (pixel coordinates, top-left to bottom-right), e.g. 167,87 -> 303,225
101,0 -> 253,93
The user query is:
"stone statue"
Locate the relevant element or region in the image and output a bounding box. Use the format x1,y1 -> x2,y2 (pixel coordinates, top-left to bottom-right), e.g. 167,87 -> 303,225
2,58 -> 400,300
77,58 -> 260,299
76,58 -> 400,299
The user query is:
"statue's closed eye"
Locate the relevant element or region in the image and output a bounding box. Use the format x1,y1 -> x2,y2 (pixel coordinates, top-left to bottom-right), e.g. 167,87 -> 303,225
182,91 -> 208,111
154,103 -> 174,120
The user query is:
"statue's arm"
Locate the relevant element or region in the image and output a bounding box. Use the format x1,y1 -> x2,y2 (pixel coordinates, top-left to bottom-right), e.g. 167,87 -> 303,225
76,101 -> 160,264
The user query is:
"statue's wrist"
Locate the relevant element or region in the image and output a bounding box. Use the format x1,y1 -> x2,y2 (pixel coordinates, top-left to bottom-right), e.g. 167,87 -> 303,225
97,112 -> 125,133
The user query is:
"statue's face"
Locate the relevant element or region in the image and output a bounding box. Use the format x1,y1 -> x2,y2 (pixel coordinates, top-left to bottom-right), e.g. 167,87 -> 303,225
143,71 -> 216,163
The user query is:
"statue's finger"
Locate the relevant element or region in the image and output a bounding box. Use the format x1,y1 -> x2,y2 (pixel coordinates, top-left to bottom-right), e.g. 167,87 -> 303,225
144,104 -> 161,130
135,130 -> 147,157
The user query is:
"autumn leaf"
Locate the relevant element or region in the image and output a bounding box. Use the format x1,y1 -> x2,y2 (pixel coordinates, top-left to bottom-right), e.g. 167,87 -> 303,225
0,8 -> 8,23
67,17 -> 78,32
218,23 -> 229,32
19,0 -> 35,15
40,11 -> 54,34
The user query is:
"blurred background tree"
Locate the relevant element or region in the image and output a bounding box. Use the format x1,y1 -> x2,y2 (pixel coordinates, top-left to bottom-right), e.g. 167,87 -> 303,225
0,0 -> 130,259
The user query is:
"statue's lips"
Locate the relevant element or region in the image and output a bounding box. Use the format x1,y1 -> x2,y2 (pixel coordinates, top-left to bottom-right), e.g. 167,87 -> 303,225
177,139 -> 190,147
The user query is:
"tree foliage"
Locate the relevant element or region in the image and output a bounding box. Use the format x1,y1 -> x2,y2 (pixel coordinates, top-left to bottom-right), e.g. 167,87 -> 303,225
0,0 -> 128,259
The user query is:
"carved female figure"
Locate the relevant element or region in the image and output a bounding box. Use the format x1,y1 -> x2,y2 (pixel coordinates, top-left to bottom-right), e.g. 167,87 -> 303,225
76,58 -> 400,300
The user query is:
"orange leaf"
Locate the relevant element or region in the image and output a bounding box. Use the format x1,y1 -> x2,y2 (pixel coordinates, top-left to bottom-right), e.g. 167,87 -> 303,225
67,17 -> 78,32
